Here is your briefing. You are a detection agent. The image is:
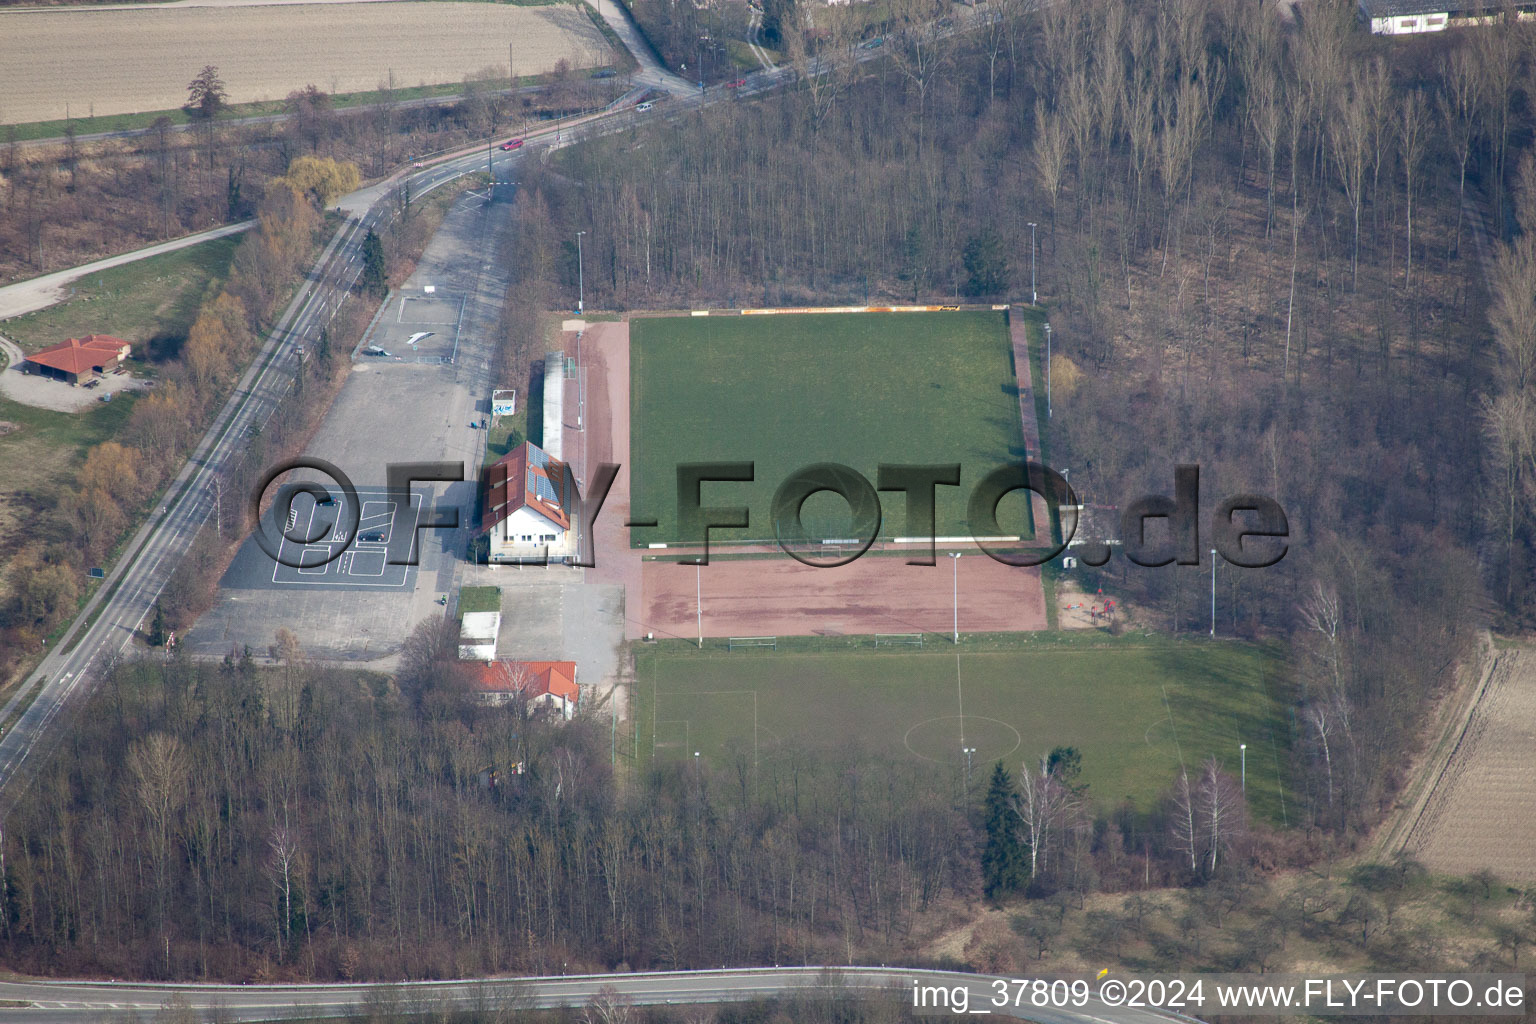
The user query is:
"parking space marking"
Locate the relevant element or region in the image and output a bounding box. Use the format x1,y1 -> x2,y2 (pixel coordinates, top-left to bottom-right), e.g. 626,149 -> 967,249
265,488 -> 424,589
296,546 -> 331,574
349,549 -> 388,577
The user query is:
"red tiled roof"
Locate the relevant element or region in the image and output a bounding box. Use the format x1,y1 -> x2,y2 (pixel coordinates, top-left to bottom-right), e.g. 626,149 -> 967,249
468,659 -> 579,704
482,442 -> 571,532
24,335 -> 130,376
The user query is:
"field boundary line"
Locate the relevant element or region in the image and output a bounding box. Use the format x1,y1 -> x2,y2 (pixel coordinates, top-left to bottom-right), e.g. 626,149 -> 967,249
629,304 -> 1004,319
1371,631 -> 1498,861
650,688 -> 758,774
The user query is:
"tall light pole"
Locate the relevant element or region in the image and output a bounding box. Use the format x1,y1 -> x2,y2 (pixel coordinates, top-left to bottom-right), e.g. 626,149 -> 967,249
696,561 -> 703,649
575,230 -> 586,314
1044,323 -> 1052,419
1210,548 -> 1217,637
949,552 -> 961,644
1239,743 -> 1247,795
1027,222 -> 1037,305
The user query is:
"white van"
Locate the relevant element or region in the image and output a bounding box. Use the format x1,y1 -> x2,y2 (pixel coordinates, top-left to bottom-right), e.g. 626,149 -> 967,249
636,101 -> 654,112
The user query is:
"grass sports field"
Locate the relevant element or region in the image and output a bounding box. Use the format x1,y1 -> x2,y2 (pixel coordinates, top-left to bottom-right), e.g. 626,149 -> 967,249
636,636 -> 1291,821
628,311 -> 1031,547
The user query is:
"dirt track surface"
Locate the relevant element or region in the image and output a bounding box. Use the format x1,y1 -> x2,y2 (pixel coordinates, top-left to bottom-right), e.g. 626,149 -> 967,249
0,2 -> 608,123
641,554 -> 1048,642
582,321 -> 644,629
1404,648 -> 1536,882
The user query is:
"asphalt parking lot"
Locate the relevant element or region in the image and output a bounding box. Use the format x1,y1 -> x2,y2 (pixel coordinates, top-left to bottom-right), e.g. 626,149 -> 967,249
191,187 -> 514,663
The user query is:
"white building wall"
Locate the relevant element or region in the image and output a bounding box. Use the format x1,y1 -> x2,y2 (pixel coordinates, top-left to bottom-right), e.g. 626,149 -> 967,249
489,505 -> 573,561
1370,11 -> 1448,32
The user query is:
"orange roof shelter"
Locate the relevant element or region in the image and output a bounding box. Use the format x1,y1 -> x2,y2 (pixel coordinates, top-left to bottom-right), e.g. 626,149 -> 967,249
467,659 -> 579,718
24,335 -> 130,384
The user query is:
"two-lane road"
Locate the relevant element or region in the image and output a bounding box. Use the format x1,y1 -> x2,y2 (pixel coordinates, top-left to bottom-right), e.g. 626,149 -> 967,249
0,967 -> 1203,1024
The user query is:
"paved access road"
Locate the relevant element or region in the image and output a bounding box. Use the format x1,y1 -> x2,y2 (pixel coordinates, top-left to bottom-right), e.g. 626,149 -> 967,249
0,967 -> 1201,1024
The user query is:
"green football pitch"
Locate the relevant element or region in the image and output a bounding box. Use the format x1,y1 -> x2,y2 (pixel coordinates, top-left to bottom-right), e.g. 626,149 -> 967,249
636,638 -> 1292,821
628,311 -> 1031,547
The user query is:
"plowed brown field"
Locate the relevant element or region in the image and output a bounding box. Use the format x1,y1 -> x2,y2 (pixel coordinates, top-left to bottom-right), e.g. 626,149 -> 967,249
0,2 -> 608,124
1405,648 -> 1536,882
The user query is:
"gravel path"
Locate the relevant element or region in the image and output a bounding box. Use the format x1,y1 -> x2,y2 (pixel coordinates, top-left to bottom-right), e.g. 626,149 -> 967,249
0,220 -> 254,319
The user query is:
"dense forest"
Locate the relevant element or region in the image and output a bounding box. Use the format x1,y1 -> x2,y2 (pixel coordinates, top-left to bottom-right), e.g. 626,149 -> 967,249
4,627 -> 1527,983
0,624 -> 1305,979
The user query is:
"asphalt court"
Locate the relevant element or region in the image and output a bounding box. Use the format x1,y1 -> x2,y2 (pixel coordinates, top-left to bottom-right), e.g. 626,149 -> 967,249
397,294 -> 463,326
355,291 -> 466,364
266,487 -> 424,589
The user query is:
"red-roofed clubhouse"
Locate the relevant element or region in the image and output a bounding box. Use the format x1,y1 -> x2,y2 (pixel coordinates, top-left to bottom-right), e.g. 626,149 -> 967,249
22,335 -> 131,385
465,659 -> 579,719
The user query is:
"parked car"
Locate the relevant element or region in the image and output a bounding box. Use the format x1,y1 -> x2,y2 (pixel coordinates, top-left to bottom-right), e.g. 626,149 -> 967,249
592,69 -> 617,79
636,101 -> 654,112
500,138 -> 525,151
726,78 -> 747,89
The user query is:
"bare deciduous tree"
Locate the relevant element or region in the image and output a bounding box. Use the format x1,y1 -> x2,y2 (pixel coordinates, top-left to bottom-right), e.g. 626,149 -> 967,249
1014,754 -> 1076,879
128,732 -> 190,969
1195,757 -> 1246,875
1438,49 -> 1481,257
1033,100 -> 1068,234
1330,81 -> 1370,292
1169,766 -> 1199,873
1397,90 -> 1427,286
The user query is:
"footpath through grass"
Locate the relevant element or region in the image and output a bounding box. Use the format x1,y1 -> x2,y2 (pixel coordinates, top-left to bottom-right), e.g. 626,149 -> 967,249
629,311 -> 1028,546
1,234 -> 239,354
635,634 -> 1292,822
